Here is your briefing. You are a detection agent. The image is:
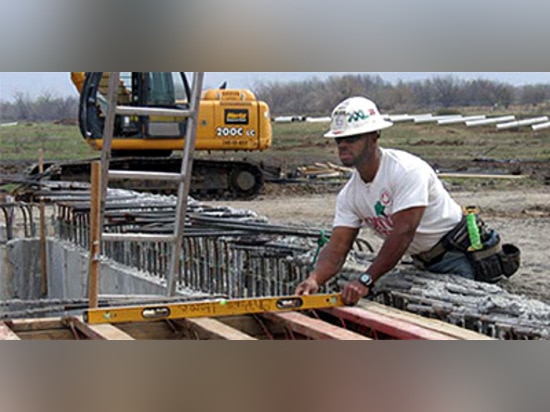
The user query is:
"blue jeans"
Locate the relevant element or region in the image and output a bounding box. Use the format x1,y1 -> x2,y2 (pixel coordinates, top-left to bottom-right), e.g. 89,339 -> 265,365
425,251 -> 476,280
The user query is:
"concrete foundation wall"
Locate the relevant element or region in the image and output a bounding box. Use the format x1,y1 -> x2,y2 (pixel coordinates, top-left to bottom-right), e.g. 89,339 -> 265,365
47,239 -> 169,300
0,244 -> 13,300
2,239 -> 43,300
2,238 -> 175,301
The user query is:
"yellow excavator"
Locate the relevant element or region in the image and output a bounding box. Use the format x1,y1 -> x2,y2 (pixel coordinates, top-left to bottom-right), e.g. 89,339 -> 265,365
38,72 -> 273,199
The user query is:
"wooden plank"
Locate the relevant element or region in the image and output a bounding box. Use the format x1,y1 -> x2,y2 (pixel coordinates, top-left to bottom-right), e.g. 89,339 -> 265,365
327,307 -> 457,340
262,312 -> 370,340
8,318 -> 76,340
88,161 -> 101,309
82,324 -> 135,340
7,318 -> 66,332
116,322 -> 184,340
0,322 -> 21,340
217,315 -> 286,338
64,317 -> 134,340
174,318 -> 257,340
38,149 -> 48,297
15,330 -> 76,340
359,302 -> 493,341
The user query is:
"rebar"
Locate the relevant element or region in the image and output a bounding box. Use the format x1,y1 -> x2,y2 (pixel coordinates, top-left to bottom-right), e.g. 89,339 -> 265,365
0,203 -> 38,242
46,187 -> 327,300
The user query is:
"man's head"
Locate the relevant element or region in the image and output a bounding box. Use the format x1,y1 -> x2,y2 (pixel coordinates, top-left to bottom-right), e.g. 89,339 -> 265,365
325,97 -> 393,168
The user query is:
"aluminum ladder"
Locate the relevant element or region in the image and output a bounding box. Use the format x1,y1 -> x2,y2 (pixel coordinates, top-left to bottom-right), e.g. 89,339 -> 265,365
95,72 -> 205,297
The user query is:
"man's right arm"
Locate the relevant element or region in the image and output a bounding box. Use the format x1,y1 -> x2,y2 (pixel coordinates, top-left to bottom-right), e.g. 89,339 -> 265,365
295,227 -> 359,295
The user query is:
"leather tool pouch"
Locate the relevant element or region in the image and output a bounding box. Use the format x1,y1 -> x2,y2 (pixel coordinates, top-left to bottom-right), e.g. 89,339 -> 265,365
444,216 -> 521,283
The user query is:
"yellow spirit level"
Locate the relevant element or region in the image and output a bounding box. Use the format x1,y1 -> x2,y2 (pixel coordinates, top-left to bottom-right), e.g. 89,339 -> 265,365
84,294 -> 345,325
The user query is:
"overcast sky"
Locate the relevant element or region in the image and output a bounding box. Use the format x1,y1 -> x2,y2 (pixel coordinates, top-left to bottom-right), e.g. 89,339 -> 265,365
1,72 -> 550,102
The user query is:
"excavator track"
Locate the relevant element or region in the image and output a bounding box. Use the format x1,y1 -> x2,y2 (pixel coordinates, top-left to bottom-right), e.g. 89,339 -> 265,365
26,157 -> 265,201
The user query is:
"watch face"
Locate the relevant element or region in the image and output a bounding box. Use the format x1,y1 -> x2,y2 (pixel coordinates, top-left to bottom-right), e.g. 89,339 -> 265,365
360,274 -> 373,287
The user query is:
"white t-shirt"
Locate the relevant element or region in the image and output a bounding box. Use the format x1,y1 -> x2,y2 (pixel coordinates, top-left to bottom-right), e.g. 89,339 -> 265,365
334,148 -> 463,255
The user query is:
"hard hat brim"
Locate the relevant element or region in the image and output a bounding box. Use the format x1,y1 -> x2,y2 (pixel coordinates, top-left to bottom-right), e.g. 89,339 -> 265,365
324,120 -> 394,139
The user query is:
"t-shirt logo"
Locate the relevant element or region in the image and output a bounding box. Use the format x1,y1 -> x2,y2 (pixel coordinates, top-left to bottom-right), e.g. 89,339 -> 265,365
380,190 -> 391,206
364,189 -> 394,237
375,201 -> 387,217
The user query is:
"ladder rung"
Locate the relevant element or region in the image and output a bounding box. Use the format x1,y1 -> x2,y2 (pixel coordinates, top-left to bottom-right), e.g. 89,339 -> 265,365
108,170 -> 184,182
115,106 -> 192,118
103,233 -> 177,243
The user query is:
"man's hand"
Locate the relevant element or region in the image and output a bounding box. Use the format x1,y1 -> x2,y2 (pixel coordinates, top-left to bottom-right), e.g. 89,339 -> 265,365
295,278 -> 320,296
342,280 -> 371,306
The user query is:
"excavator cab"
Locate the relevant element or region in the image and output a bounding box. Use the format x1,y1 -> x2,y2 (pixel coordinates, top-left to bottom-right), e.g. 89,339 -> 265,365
77,72 -> 272,156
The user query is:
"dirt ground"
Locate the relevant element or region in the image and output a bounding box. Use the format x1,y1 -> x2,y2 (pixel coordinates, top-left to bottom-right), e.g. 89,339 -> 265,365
205,184 -> 550,305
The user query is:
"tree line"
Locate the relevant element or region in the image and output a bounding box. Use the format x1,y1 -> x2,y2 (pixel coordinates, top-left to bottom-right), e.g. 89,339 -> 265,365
2,74 -> 550,122
253,74 -> 550,116
0,92 -> 78,123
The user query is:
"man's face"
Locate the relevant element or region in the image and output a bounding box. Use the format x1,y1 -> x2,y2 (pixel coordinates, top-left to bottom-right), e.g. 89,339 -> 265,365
335,133 -> 373,167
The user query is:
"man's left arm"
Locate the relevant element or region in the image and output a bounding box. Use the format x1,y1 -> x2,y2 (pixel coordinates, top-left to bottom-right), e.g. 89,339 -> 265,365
342,206 -> 425,305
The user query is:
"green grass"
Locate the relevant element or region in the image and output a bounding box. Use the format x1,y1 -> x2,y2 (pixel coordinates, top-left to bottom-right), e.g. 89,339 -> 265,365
1,120 -> 548,191
269,121 -> 550,165
381,123 -> 550,161
3,120 -> 548,164
0,123 -> 95,162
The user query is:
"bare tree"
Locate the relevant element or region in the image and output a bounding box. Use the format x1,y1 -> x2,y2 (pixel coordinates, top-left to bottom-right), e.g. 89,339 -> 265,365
12,92 -> 34,120
2,93 -> 78,122
431,76 -> 462,108
519,85 -> 549,106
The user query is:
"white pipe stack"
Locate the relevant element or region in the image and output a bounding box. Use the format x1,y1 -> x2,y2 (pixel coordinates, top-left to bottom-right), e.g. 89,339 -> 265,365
466,116 -> 516,127
497,116 -> 549,130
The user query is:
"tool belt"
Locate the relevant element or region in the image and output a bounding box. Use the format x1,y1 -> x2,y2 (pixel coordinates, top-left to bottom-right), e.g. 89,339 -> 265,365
412,214 -> 521,283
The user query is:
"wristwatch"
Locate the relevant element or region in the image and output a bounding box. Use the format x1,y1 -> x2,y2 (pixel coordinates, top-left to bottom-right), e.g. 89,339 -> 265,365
359,273 -> 374,288
359,273 -> 377,299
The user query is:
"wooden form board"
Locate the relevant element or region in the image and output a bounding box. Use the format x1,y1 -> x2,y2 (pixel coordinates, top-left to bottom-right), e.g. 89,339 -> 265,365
327,307 -> 459,340
262,312 -> 370,340
4,318 -> 74,340
174,318 -> 258,340
359,302 -> 493,341
65,317 -> 135,340
1,303 -> 493,340
0,322 -> 20,340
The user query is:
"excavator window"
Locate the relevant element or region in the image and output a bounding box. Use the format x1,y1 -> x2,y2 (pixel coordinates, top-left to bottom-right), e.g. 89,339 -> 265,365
130,72 -> 189,107
149,72 -> 176,106
80,72 -> 192,140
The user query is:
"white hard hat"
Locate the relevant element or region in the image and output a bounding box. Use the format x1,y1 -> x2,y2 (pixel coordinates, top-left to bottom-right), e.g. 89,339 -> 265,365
324,97 -> 393,139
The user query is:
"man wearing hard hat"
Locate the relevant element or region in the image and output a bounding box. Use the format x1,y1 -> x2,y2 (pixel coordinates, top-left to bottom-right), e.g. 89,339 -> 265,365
295,97 -> 520,305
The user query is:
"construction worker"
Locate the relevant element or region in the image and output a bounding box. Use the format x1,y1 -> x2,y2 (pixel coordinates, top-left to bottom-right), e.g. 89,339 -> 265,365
295,97 -> 519,305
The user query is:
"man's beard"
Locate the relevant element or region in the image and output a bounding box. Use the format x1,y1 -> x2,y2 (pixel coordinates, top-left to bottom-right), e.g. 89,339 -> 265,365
339,151 -> 355,168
